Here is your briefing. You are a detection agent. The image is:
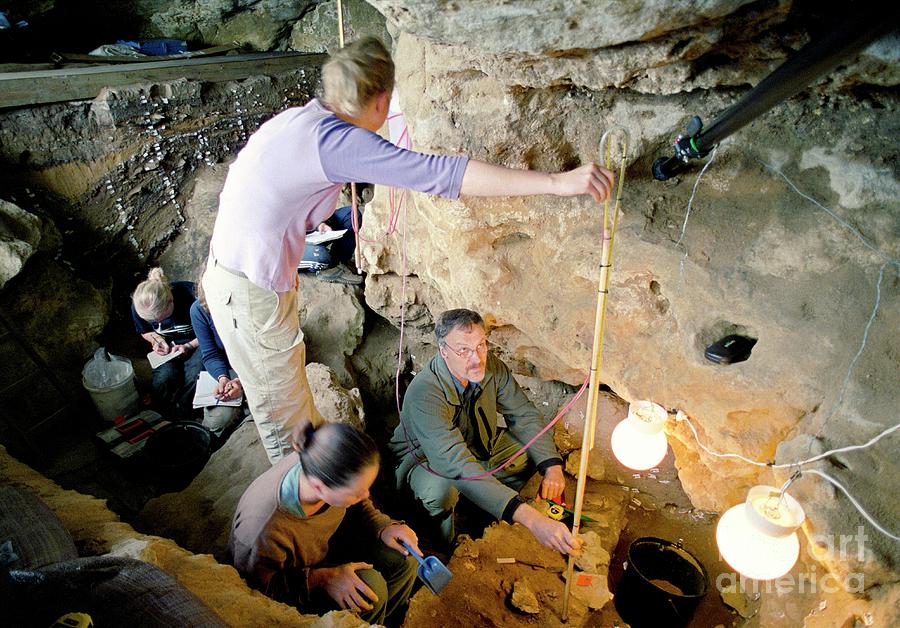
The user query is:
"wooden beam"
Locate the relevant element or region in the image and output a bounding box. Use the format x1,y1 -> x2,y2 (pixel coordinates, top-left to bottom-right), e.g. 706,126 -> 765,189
0,52 -> 326,109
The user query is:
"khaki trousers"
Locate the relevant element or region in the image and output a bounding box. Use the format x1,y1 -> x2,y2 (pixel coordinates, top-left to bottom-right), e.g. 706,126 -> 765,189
202,256 -> 322,464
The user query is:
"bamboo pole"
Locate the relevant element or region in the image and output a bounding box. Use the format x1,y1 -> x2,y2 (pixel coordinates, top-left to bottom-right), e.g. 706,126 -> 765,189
336,0 -> 346,48
562,129 -> 629,621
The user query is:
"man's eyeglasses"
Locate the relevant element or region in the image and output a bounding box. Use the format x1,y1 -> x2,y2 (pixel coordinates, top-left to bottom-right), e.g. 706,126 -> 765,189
442,340 -> 488,360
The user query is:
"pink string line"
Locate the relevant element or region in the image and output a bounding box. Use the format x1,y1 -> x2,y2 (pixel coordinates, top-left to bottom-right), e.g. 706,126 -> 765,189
351,117 -> 412,245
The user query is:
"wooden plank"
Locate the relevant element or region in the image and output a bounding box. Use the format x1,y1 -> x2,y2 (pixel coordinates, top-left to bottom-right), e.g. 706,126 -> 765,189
0,52 -> 325,109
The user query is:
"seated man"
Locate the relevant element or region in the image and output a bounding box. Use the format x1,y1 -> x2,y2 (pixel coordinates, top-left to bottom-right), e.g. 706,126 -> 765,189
389,309 -> 581,556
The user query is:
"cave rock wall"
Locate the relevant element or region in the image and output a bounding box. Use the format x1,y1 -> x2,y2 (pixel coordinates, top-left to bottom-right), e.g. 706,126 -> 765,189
361,0 -> 900,588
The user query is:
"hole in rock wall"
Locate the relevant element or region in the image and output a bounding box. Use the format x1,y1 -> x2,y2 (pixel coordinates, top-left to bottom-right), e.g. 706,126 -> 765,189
695,320 -> 757,358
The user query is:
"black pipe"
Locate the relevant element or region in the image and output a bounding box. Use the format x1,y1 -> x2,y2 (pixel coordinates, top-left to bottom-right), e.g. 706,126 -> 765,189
653,5 -> 899,181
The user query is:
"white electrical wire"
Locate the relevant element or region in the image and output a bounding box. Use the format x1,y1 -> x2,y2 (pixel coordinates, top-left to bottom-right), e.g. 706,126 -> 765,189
805,260 -> 892,456
678,413 -> 900,540
678,413 -> 900,470
676,144 -> 720,278
803,469 -> 900,541
756,157 -> 900,266
677,412 -> 771,468
790,422 -> 900,468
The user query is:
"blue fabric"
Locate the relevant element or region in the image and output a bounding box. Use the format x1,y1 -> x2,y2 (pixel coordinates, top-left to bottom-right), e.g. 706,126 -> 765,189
131,281 -> 196,344
151,348 -> 203,419
324,205 -> 362,266
189,301 -> 231,381
278,462 -> 306,518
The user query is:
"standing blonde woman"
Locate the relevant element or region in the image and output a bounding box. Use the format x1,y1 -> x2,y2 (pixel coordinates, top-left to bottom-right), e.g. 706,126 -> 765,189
203,37 -> 615,464
131,267 -> 202,417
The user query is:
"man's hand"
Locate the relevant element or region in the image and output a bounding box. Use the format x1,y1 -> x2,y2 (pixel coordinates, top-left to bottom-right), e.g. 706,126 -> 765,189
171,343 -> 191,356
152,338 -> 170,355
317,222 -> 333,233
309,563 -> 377,613
513,503 -> 583,556
539,465 -> 566,501
143,332 -> 170,355
379,523 -> 420,556
549,163 -> 615,203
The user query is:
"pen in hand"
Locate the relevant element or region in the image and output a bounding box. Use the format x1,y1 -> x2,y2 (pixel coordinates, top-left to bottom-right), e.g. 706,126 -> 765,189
153,338 -> 170,354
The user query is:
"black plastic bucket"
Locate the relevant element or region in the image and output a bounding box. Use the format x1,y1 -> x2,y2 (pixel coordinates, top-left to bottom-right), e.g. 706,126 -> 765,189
141,421 -> 211,492
614,537 -> 709,627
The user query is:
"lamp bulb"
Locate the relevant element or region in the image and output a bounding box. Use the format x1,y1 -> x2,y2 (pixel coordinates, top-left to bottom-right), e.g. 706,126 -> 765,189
611,400 -> 668,471
716,485 -> 805,580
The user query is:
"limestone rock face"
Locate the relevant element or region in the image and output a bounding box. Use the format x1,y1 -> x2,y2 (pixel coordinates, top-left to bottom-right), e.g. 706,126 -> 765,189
0,257 -> 108,374
120,0 -> 387,52
131,0 -> 314,49
299,275 -> 366,388
290,0 -> 391,53
306,362 -> 366,431
361,2 -> 900,593
370,0 -> 766,54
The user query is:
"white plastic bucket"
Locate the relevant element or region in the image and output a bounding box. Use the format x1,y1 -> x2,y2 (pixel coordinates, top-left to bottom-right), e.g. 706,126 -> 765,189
82,348 -> 140,421
83,374 -> 140,421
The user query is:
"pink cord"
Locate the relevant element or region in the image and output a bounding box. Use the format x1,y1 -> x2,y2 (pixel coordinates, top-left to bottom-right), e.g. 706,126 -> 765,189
351,116 -> 411,246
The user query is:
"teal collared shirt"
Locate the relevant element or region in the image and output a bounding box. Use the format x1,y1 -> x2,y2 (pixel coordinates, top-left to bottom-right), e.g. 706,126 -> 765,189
389,351 -> 561,520
279,461 -> 306,518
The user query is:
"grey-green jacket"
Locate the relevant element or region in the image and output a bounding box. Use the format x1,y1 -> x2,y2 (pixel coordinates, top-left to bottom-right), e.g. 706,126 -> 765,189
389,351 -> 562,520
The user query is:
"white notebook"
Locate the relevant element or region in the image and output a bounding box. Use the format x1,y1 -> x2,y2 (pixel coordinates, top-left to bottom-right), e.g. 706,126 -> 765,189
306,228 -> 347,245
147,350 -> 180,369
192,371 -> 242,408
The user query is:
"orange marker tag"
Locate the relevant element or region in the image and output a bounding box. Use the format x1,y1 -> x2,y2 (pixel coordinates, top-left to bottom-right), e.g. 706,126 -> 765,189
577,574 -> 593,586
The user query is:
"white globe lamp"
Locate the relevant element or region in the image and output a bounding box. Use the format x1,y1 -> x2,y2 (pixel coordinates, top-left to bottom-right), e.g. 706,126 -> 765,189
611,400 -> 669,471
716,485 -> 805,580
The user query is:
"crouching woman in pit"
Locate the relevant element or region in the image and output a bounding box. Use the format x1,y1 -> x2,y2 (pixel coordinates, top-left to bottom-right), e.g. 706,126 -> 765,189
229,421 -> 420,626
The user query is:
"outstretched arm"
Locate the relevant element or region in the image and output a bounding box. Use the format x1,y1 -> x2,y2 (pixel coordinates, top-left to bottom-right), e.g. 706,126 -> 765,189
460,160 -> 615,202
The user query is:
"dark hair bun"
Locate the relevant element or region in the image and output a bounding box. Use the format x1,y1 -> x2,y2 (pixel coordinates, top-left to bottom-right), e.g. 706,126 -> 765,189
291,421 -> 317,452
